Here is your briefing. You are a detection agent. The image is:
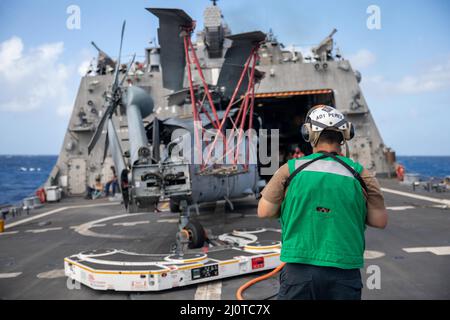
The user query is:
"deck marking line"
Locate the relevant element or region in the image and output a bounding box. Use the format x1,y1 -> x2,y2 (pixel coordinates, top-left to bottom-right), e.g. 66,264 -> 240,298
75,212 -> 150,239
69,223 -> 107,230
5,202 -> 121,230
113,221 -> 150,227
0,272 -> 22,279
0,231 -> 19,236
37,269 -> 66,279
386,206 -> 415,211
381,188 -> 450,206
25,227 -> 63,233
364,250 -> 385,259
403,246 -> 450,256
432,205 -> 448,209
157,219 -> 178,224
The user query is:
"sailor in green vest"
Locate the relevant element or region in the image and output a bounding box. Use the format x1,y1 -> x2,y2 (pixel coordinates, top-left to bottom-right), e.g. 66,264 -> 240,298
258,104 -> 388,300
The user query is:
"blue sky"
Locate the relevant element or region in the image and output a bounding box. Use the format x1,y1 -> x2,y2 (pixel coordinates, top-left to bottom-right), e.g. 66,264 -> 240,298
0,0 -> 449,155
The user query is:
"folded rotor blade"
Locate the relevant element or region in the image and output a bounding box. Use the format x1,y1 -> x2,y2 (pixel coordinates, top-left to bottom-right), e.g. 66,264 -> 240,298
147,8 -> 193,92
87,101 -> 115,154
166,87 -> 190,106
112,21 -> 126,92
119,53 -> 136,87
89,21 -> 127,156
107,118 -> 127,187
102,130 -> 109,164
217,31 -> 266,98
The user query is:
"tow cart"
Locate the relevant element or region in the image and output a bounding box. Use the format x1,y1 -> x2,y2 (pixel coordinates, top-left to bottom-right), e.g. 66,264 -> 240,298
64,228 -> 282,292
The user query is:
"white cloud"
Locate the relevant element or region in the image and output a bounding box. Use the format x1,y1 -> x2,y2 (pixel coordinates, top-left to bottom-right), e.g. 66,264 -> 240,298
0,36 -> 24,72
364,56 -> 450,95
348,49 -> 376,70
0,36 -> 74,116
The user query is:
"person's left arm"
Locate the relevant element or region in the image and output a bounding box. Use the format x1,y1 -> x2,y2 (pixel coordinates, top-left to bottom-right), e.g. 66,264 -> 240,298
361,169 -> 388,229
258,164 -> 289,219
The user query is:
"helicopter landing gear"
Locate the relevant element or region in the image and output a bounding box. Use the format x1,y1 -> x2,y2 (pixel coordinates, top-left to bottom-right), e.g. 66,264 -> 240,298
169,199 -> 181,213
127,199 -> 139,213
184,219 -> 206,249
224,196 -> 234,212
173,201 -> 206,253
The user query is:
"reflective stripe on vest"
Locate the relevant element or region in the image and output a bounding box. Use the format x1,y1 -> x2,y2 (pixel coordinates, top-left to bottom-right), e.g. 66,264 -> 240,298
294,159 -> 355,179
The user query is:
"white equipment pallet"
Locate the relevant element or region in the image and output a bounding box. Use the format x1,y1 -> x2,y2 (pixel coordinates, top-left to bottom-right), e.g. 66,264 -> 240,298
64,228 -> 281,292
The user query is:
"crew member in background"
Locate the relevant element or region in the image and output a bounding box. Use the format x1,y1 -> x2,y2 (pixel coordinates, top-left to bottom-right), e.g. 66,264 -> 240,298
292,147 -> 304,159
85,176 -> 104,200
258,105 -> 388,300
395,163 -> 405,182
104,166 -> 119,197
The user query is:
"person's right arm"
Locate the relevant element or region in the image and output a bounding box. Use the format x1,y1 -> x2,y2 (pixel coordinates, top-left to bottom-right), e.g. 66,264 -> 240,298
361,169 -> 388,229
258,164 -> 289,219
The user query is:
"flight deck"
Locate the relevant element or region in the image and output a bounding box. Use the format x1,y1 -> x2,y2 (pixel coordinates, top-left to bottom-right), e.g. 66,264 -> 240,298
0,179 -> 449,299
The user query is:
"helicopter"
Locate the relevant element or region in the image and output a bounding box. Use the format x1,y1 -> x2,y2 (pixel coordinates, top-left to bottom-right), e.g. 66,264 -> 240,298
87,7 -> 269,251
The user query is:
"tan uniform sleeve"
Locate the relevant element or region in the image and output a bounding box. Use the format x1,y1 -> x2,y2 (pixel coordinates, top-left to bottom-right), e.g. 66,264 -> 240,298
260,164 -> 290,205
361,169 -> 386,211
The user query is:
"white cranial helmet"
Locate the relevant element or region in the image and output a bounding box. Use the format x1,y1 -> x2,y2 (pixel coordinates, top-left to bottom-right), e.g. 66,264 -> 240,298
301,105 -> 354,147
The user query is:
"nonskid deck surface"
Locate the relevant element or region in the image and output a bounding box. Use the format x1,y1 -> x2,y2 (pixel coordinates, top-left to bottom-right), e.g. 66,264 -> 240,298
0,180 -> 449,299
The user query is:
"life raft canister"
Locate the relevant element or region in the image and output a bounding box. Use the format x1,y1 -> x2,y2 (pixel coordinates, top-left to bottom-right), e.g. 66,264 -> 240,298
396,165 -> 405,181
36,188 -> 46,203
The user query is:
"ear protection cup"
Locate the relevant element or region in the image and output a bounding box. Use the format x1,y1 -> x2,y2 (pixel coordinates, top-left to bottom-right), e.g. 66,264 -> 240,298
301,123 -> 311,142
349,123 -> 355,140
342,122 -> 355,141
301,106 -> 320,142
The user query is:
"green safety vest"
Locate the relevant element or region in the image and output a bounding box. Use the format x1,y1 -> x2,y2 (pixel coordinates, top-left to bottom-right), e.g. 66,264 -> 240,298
280,153 -> 367,269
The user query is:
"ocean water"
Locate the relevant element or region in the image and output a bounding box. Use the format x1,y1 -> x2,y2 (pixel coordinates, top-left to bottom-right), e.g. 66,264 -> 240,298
0,155 -> 57,206
0,155 -> 449,206
397,156 -> 450,179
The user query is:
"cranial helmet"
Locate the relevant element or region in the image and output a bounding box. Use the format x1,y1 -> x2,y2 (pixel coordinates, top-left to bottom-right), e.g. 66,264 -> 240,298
301,105 -> 354,147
